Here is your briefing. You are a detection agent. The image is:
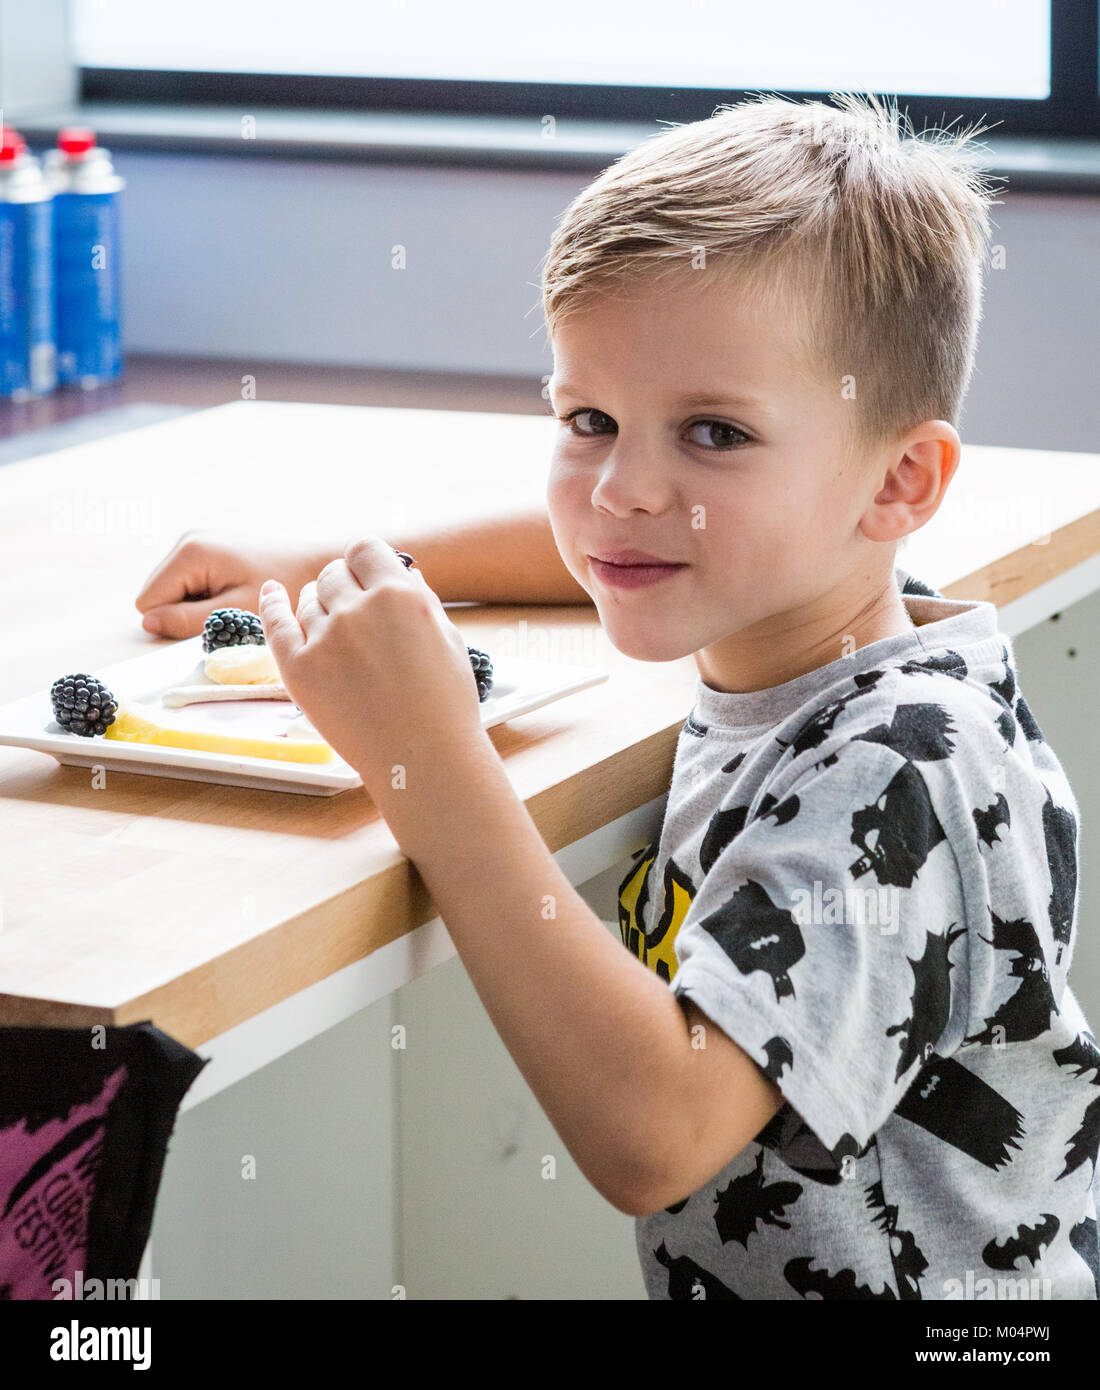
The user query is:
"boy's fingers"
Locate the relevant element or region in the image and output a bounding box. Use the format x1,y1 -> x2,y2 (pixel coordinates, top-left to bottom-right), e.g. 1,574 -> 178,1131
142,590 -> 250,638
295,579 -> 326,629
258,579 -> 304,662
141,603 -> 198,638
135,542 -> 214,615
314,560 -> 359,615
344,535 -> 410,591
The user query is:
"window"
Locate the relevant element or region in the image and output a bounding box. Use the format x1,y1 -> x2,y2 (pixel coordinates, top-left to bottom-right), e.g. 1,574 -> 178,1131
73,0 -> 1098,137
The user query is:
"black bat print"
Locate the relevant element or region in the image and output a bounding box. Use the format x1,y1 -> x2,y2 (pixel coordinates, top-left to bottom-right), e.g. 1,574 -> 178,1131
713,1151 -> 804,1246
1069,1217 -> 1099,1298
776,671 -> 888,758
699,804 -> 750,876
1057,1094 -> 1100,1183
889,1228 -> 929,1300
721,750 -> 746,774
885,924 -> 967,1080
664,1196 -> 689,1215
992,706 -> 1017,751
864,1178 -> 887,1212
761,1035 -> 794,1082
755,1106 -> 849,1186
784,1255 -> 897,1300
1014,694 -> 1044,743
854,702 -> 958,762
865,1179 -> 929,1299
849,760 -> 947,887
895,1053 -> 1026,1169
988,647 -> 1016,707
898,651 -> 968,681
1041,787 -> 1077,966
965,912 -> 1059,1045
973,793 -> 1011,849
753,790 -> 801,828
982,1213 -> 1059,1271
1053,1031 -> 1100,1083
695,879 -> 806,1001
1053,1033 -> 1100,1183
652,1242 -> 742,1299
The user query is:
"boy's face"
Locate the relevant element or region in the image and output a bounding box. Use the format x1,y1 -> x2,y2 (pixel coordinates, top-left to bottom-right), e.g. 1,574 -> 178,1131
545,272 -> 903,688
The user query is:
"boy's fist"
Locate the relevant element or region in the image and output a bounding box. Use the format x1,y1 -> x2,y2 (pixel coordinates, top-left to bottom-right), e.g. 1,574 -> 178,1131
134,529 -> 329,639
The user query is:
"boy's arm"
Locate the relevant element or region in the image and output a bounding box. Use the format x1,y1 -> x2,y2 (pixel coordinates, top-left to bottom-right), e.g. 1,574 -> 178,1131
138,504 -> 591,638
323,504 -> 593,606
373,724 -> 786,1218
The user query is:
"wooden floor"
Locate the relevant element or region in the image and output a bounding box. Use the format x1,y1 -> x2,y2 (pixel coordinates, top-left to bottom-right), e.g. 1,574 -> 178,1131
0,355 -> 548,444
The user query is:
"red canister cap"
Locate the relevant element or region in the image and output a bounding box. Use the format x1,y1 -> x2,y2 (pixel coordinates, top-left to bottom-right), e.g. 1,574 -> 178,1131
0,127 -> 27,163
58,127 -> 97,157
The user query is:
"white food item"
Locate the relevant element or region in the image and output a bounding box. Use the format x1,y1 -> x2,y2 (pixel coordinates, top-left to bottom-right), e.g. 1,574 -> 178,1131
285,711 -> 324,740
204,644 -> 281,684
161,684 -> 290,708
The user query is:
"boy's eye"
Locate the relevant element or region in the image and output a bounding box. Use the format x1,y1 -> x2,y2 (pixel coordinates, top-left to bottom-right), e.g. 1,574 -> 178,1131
557,409 -> 751,451
559,408 -> 616,437
685,420 -> 752,450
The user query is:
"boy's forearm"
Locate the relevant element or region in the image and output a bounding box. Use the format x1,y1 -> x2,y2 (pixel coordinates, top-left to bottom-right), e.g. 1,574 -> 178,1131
305,505 -> 593,606
395,505 -> 595,604
374,725 -> 688,1214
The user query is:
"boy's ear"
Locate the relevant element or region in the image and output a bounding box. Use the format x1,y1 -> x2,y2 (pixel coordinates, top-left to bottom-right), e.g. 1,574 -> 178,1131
861,423 -> 959,544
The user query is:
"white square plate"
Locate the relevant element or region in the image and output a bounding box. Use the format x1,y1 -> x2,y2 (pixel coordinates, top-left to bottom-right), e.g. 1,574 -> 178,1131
0,636 -> 610,795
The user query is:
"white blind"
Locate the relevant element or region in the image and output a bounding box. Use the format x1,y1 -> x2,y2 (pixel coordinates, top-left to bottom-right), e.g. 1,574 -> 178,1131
72,0 -> 1051,100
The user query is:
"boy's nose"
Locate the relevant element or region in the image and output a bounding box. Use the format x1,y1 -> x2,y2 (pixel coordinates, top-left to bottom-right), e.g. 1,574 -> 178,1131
590,452 -> 675,516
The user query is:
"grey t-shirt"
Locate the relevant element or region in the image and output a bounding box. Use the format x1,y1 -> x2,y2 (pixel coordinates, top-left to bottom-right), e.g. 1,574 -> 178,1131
619,569 -> 1099,1300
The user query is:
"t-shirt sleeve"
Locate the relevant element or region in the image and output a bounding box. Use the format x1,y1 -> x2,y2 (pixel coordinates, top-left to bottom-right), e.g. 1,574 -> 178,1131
669,732 -> 973,1168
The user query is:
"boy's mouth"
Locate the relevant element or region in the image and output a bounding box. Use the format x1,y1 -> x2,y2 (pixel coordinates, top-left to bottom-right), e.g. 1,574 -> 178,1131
588,552 -> 688,590
590,549 -> 681,567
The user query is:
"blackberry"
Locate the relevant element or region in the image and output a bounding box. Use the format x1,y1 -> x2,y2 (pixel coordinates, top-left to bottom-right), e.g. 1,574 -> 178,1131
467,646 -> 494,702
203,607 -> 265,653
50,673 -> 118,737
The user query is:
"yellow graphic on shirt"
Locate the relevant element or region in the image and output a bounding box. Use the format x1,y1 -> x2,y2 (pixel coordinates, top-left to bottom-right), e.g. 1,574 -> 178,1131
618,845 -> 697,983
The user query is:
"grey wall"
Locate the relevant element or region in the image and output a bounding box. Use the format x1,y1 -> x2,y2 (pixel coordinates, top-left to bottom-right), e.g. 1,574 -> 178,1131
100,151 -> 572,377
0,0 -> 75,119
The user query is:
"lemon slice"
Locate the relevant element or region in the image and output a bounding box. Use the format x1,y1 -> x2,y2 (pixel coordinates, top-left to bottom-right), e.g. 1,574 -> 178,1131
104,701 -> 334,763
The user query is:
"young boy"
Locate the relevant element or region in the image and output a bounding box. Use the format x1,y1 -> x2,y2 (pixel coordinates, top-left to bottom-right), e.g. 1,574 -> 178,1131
136,93 -> 1098,1301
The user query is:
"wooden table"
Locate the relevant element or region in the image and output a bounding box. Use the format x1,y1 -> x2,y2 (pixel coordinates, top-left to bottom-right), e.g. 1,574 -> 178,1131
2,399 -> 1099,1120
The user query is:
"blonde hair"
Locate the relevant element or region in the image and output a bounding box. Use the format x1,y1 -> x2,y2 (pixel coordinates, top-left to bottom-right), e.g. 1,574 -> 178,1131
539,92 -> 1004,458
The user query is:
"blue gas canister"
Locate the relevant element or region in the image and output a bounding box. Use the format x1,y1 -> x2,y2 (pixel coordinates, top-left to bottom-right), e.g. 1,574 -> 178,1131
43,127 -> 124,388
0,127 -> 57,400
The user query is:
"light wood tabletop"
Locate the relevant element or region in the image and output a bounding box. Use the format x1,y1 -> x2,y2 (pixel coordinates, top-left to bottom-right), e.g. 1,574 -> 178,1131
2,401 -> 1098,1048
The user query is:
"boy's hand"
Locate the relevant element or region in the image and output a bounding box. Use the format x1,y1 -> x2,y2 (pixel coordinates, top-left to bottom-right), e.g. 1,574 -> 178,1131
135,530 -> 333,638
259,537 -> 485,790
